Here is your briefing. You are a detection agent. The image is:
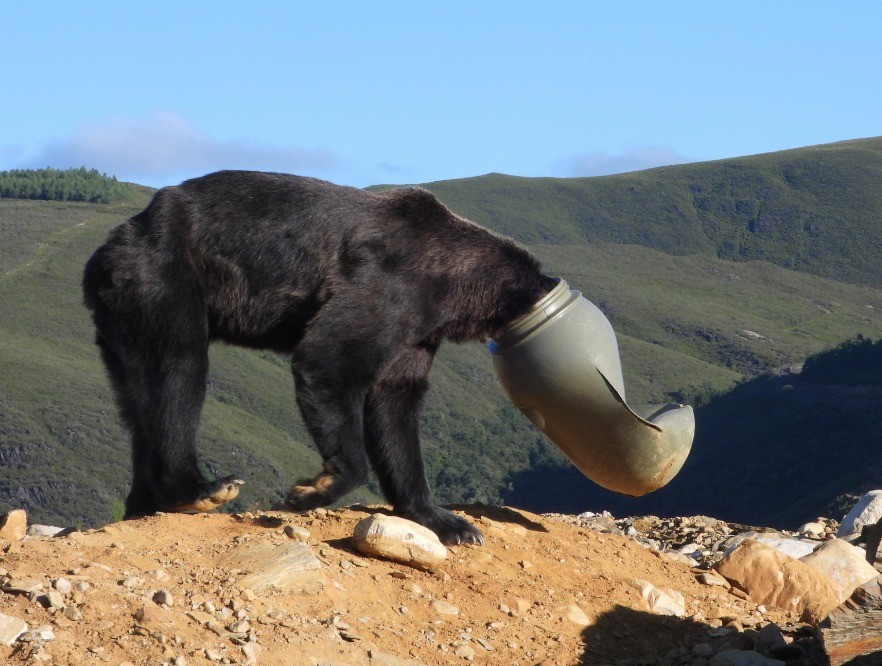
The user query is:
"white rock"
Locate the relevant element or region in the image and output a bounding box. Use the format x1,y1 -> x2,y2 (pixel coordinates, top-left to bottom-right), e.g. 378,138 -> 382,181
797,521 -> 826,536
25,626 -> 55,641
430,599 -> 459,616
726,534 -> 818,560
63,606 -> 83,621
837,490 -> 882,537
628,579 -> 686,617
283,525 -> 310,541
352,514 -> 447,569
52,578 -> 72,594
26,524 -> 65,537
557,604 -> 591,627
799,537 -> 880,602
0,612 -> 28,646
145,569 -> 170,583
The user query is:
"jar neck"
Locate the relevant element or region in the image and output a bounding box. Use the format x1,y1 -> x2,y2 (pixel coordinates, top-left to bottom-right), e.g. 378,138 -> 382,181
489,278 -> 576,353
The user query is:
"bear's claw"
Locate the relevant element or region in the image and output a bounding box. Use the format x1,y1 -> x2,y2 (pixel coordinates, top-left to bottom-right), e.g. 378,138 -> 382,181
173,477 -> 244,513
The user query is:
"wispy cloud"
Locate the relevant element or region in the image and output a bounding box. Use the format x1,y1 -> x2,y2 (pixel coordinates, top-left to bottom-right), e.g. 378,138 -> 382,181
15,111 -> 344,185
554,145 -> 691,178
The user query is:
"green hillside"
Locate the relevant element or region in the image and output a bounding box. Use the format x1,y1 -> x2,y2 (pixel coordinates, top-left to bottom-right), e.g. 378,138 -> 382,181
2,138 -> 882,528
405,137 -> 882,287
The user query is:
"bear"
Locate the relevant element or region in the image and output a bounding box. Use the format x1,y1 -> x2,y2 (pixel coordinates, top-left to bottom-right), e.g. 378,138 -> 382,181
82,170 -> 556,545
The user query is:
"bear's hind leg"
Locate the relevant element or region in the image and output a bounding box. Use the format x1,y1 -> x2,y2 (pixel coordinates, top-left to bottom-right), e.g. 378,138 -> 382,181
110,331 -> 243,517
91,301 -> 242,518
133,331 -> 244,516
364,344 -> 483,546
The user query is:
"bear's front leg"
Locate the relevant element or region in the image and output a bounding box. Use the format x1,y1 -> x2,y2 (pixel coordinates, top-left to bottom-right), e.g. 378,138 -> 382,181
363,344 -> 484,546
285,332 -> 372,512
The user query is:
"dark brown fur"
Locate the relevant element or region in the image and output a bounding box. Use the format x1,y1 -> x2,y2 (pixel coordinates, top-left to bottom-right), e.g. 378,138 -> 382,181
83,170 -> 555,544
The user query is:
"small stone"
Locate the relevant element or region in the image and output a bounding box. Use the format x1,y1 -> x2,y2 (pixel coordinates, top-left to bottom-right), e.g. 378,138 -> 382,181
44,590 -> 65,609
0,612 -> 28,646
63,606 -> 83,621
512,598 -> 531,614
153,589 -> 174,606
431,599 -> 460,616
353,514 -> 447,569
339,628 -> 362,642
283,525 -> 310,541
221,541 -> 324,595
629,579 -> 686,617
697,571 -> 730,588
519,560 -> 533,570
228,619 -> 250,633
557,604 -> 591,627
145,569 -> 170,583
454,643 -> 475,659
798,521 -> 826,536
2,577 -> 44,594
240,588 -> 257,601
757,623 -> 787,649
241,643 -> 259,664
26,524 -> 65,537
23,625 -> 56,642
186,610 -> 216,626
52,578 -> 72,594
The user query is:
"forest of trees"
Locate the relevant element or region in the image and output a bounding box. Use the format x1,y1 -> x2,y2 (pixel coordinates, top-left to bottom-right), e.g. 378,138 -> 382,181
0,167 -> 131,204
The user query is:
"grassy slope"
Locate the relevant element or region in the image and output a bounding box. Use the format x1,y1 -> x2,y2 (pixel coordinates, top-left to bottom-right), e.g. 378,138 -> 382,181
2,138 -> 882,527
412,137 -> 882,287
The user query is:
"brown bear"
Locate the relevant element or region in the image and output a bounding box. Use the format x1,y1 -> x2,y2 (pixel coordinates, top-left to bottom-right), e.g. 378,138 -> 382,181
83,170 -> 555,544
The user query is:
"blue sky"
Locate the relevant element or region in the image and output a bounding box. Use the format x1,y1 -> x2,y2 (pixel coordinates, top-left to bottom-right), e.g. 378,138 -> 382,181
4,2 -> 881,188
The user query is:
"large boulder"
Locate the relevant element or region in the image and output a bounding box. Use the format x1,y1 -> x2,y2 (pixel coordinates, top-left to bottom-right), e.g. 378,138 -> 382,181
715,539 -> 841,623
799,538 -> 880,603
0,509 -> 27,541
837,490 -> 882,538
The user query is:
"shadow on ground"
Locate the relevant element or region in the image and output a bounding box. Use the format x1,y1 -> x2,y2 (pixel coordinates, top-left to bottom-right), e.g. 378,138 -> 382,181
578,605 -> 825,665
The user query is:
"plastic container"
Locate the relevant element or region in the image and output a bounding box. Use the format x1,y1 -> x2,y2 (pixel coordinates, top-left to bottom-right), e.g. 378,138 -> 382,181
489,278 -> 694,496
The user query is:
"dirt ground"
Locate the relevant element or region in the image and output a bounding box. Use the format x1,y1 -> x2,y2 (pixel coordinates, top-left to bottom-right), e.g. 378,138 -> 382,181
0,505 -> 800,665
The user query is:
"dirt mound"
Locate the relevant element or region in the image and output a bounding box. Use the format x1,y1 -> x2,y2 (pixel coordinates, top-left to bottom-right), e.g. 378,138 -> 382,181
0,505 -> 807,665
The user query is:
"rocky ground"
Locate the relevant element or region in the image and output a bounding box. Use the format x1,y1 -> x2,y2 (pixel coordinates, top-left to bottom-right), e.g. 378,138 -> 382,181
0,505 -> 865,665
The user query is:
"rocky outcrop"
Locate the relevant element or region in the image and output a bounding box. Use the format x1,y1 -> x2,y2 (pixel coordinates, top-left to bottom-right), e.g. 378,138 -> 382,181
714,539 -> 841,623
